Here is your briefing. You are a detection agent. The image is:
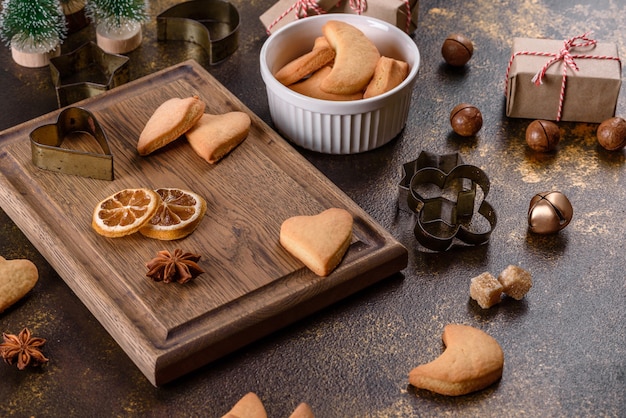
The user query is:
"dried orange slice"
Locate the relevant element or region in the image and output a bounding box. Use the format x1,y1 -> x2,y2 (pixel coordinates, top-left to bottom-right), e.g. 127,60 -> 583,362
139,188 -> 207,240
92,188 -> 161,238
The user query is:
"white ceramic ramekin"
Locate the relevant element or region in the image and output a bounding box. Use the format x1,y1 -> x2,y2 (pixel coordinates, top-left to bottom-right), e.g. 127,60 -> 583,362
260,14 -> 421,154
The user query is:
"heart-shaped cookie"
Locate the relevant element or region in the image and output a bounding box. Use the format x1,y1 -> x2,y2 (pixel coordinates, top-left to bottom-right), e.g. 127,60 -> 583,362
221,392 -> 267,418
279,208 -> 353,277
0,256 -> 39,313
137,96 -> 205,156
185,112 -> 251,164
288,402 -> 315,418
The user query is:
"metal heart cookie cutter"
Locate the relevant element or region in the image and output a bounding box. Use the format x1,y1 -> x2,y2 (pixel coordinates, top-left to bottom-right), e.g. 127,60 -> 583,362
30,107 -> 114,181
49,42 -> 130,108
399,150 -> 497,252
157,0 -> 240,65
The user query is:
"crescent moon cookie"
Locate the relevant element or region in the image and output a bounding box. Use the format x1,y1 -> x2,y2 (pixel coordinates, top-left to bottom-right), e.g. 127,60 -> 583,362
409,324 -> 504,396
137,96 -> 205,156
320,20 -> 381,95
274,36 -> 336,86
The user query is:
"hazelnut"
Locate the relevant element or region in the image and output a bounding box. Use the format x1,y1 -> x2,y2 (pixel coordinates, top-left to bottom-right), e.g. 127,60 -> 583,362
442,34 -> 474,66
450,103 -> 483,136
525,120 -> 560,152
596,117 -> 626,151
528,191 -> 573,234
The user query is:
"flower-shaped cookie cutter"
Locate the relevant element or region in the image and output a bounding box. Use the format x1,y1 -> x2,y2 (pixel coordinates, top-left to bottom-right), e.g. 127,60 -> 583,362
399,151 -> 497,252
30,107 -> 114,181
157,0 -> 240,65
49,42 -> 130,108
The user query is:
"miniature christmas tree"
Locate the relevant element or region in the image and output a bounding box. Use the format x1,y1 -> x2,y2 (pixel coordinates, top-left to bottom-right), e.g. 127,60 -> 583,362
85,0 -> 148,53
59,0 -> 89,34
0,0 -> 67,54
85,0 -> 148,32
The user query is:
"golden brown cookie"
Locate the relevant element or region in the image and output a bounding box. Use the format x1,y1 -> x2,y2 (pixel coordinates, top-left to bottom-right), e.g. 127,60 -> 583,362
0,256 -> 39,313
185,112 -> 251,164
409,324 -> 504,396
280,208 -> 353,276
320,20 -> 380,95
363,56 -> 410,99
137,96 -> 205,155
289,66 -> 363,101
288,402 -> 315,418
221,392 -> 267,418
274,36 -> 336,86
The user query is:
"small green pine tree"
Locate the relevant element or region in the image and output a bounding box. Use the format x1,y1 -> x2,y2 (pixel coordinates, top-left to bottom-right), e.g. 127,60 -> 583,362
85,0 -> 148,32
0,0 -> 67,52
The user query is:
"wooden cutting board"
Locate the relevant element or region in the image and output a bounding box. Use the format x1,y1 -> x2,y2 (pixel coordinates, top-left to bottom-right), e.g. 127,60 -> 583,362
0,60 -> 407,386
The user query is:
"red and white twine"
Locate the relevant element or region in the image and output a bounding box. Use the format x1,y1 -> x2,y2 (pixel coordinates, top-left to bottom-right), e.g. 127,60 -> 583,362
266,0 -> 328,34
266,0 -> 414,35
505,32 -> 621,121
348,0 -> 367,14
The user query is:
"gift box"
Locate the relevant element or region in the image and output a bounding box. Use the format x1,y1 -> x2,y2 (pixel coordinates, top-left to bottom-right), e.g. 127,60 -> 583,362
505,35 -> 622,123
260,0 -> 336,34
330,0 -> 418,34
260,0 -> 418,35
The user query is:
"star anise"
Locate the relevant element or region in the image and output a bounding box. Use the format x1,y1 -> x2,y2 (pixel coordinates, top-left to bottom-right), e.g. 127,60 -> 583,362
0,327 -> 49,370
146,249 -> 205,284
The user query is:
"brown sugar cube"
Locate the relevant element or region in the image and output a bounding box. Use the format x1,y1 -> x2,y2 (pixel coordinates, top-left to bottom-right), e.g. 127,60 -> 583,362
470,272 -> 503,309
497,265 -> 532,300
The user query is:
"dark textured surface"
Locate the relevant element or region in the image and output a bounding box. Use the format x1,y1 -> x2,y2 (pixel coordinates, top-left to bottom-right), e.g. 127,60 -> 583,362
1,0 -> 625,416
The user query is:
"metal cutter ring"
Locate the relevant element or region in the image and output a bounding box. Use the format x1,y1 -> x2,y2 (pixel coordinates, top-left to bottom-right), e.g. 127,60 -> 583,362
29,107 -> 114,181
157,0 -> 240,65
400,152 -> 497,252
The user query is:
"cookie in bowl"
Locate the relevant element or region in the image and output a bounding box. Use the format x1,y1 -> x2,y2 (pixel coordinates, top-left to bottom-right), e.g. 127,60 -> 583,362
260,14 -> 420,154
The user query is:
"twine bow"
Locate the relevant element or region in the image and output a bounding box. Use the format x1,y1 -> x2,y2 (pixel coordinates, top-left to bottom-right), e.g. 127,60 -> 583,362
266,0 -> 414,35
266,0 -> 329,35
505,32 -> 622,121
348,0 -> 366,14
